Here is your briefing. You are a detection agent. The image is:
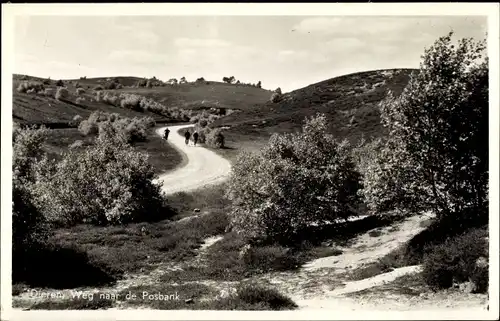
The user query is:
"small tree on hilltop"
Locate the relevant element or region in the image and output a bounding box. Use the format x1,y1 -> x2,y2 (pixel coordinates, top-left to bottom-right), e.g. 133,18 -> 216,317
360,31 -> 488,223
226,113 -> 362,244
180,77 -> 187,84
257,81 -> 262,88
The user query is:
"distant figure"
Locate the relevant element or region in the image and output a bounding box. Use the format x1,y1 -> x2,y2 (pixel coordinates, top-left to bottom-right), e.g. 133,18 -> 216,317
184,131 -> 191,145
164,128 -> 170,140
193,132 -> 199,146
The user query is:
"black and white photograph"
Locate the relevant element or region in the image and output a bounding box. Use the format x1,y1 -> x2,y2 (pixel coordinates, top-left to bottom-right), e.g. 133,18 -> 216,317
1,3 -> 499,320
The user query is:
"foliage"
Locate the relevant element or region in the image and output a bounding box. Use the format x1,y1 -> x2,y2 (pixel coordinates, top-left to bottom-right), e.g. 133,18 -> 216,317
31,133 -> 167,226
17,81 -> 44,93
422,228 -> 488,292
55,87 -> 69,101
12,127 -> 51,256
76,87 -> 85,95
205,128 -> 225,149
360,32 -> 488,221
227,113 -> 362,244
270,92 -> 282,103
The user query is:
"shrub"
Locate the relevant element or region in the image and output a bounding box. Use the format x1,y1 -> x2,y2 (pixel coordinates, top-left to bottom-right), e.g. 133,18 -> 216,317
270,92 -> 281,103
364,32 -> 488,222
75,97 -> 85,105
94,85 -> 104,91
205,128 -> 225,149
422,228 -> 488,292
31,135 -> 167,226
17,81 -> 44,93
274,87 -> 282,95
120,94 -> 142,111
78,119 -> 99,136
55,87 -> 69,101
235,283 -> 297,310
227,113 -> 362,244
55,80 -> 64,86
76,87 -> 85,95
198,119 -> 208,128
71,115 -> 83,126
12,127 -> 51,256
26,88 -> 36,94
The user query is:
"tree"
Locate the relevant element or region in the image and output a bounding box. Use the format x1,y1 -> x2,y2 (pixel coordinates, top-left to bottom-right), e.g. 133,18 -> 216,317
229,76 -> 236,84
180,77 -> 187,84
167,78 -> 178,85
360,31 -> 488,222
226,113 -> 362,244
257,81 -> 262,88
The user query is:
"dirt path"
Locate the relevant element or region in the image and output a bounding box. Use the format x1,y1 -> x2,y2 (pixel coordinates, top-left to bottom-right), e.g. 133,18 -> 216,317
154,125 -> 232,196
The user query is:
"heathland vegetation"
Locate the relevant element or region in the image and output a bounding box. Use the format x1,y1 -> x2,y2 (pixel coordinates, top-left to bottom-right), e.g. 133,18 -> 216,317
11,32 -> 489,310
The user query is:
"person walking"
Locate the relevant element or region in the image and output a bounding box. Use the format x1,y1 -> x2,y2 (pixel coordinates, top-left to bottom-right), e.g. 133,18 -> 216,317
164,128 -> 170,140
184,131 -> 191,146
193,132 -> 199,146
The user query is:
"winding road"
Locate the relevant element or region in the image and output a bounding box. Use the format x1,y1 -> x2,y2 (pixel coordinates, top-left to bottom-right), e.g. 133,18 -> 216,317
154,124 -> 232,196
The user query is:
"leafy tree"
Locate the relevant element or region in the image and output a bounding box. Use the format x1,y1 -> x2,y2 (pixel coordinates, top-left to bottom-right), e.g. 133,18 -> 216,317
226,113 -> 362,244
31,133 -> 168,226
167,78 -> 178,85
12,126 -> 51,258
360,31 -> 488,222
180,77 -> 187,84
257,81 -> 262,88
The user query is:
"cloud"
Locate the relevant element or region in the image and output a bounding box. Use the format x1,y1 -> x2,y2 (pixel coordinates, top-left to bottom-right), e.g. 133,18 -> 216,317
107,50 -> 168,65
173,38 -> 231,48
113,20 -> 160,46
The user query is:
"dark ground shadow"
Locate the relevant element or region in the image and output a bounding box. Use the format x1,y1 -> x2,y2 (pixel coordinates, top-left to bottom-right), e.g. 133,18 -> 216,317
13,243 -> 122,289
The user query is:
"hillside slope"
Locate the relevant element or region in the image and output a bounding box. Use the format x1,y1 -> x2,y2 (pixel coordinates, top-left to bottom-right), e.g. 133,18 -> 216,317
212,69 -> 416,145
13,75 -> 272,126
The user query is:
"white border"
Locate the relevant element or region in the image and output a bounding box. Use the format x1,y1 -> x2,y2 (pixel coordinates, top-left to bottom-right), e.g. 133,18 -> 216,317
1,3 -> 499,321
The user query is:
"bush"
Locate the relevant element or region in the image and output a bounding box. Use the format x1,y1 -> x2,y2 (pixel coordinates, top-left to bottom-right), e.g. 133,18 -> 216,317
198,119 -> 208,128
270,92 -> 281,103
76,88 -> 85,95
235,283 -> 297,310
55,80 -> 64,86
71,114 -> 83,127
364,32 -> 488,222
31,135 -> 168,226
120,94 -> 142,111
78,118 -> 98,136
55,87 -> 69,101
94,85 -> 104,91
422,228 -> 488,292
12,127 -> 51,256
75,97 -> 85,105
17,81 -> 44,93
205,128 -> 225,149
227,113 -> 362,244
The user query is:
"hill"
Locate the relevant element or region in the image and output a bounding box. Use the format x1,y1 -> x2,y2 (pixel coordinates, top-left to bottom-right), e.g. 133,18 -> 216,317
212,69 -> 416,149
12,75 -> 272,126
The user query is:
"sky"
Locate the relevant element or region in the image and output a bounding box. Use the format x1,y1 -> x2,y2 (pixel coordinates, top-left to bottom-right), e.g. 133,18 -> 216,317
14,15 -> 487,92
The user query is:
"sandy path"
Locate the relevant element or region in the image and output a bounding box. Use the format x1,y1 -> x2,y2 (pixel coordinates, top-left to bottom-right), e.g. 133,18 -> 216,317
154,124 -> 232,196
